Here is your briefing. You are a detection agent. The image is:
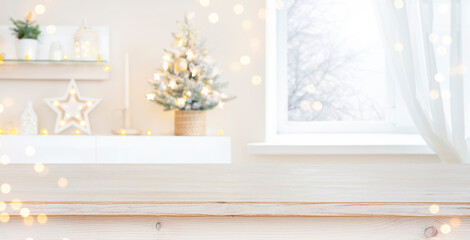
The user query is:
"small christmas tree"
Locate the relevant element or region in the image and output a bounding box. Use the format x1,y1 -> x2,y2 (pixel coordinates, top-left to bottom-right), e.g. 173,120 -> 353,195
147,14 -> 234,111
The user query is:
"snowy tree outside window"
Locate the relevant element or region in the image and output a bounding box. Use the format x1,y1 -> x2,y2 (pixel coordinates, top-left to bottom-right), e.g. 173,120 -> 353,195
285,0 -> 387,122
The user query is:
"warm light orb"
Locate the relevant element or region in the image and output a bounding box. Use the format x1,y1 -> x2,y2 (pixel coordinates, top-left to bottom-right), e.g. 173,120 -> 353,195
53,100 -> 60,107
37,214 -> 48,224
0,183 -> 10,194
429,204 -> 439,214
312,101 -> 323,111
119,129 -> 126,136
40,128 -> 48,135
0,155 -> 10,165
394,0 -> 404,9
25,145 -> 36,157
305,84 -> 316,93
208,13 -> 219,24
217,129 -> 224,136
0,212 -> 9,223
80,121 -> 87,127
233,4 -> 244,15
34,163 -> 45,173
20,208 -> 30,218
429,89 -> 440,100
442,36 -> 452,46
35,4 -> 46,15
146,130 -> 152,136
428,33 -> 439,43
59,120 -> 66,127
242,20 -> 253,31
46,25 -> 56,34
240,55 -> 251,65
441,90 -> 451,100
24,54 -> 31,61
437,46 -> 447,55
70,88 -> 76,95
104,65 -> 111,72
58,177 -> 68,188
434,73 -> 445,82
74,129 -> 81,135
440,224 -> 451,234
394,42 -> 404,52
63,54 -> 69,60
0,129 -> 4,135
251,75 -> 262,86
9,128 -> 18,135
200,0 -> 210,7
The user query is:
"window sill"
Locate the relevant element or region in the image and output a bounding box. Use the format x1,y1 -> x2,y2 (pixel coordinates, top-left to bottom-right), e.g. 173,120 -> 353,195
247,134 -> 435,155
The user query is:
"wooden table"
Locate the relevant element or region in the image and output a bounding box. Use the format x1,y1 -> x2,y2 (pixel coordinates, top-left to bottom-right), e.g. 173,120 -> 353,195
0,164 -> 469,239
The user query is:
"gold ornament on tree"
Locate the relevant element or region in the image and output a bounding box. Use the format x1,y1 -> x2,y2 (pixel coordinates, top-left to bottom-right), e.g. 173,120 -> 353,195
174,58 -> 188,72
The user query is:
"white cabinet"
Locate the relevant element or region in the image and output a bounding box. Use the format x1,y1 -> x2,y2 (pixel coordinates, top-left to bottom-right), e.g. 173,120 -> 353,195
0,135 -> 231,163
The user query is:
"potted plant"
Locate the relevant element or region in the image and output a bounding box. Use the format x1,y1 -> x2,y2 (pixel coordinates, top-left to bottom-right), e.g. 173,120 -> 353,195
10,12 -> 42,60
147,14 -> 234,136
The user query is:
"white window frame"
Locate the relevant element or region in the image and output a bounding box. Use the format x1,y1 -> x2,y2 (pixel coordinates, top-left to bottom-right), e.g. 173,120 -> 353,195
247,0 -> 434,155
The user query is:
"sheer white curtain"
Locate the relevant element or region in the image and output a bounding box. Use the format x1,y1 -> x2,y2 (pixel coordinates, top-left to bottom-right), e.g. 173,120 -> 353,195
375,0 -> 469,162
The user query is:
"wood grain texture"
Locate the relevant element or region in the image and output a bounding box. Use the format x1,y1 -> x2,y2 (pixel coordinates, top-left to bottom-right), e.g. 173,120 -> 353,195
0,216 -> 468,240
0,164 -> 469,216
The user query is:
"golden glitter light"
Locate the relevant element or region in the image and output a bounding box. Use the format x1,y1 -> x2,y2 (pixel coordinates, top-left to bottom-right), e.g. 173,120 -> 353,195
74,129 -> 81,135
9,128 -> 18,135
104,65 -> 111,72
40,128 -> 48,135
429,204 -> 439,214
37,214 -> 48,224
440,224 -> 451,234
0,212 -> 9,223
119,129 -> 126,136
1,183 -> 11,194
58,177 -> 68,188
146,130 -> 152,136
34,163 -> 45,173
20,208 -> 30,217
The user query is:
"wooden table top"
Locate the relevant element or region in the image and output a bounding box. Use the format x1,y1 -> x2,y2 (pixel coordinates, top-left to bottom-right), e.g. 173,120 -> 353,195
1,164 -> 469,216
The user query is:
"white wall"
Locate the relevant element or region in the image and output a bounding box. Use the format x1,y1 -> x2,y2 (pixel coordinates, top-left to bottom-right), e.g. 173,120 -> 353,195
0,0 -> 440,163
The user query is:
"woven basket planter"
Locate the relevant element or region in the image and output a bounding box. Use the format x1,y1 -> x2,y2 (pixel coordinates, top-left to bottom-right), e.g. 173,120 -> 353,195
174,110 -> 206,136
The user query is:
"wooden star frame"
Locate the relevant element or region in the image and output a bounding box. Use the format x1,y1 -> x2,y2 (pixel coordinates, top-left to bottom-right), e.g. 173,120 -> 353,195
44,79 -> 101,134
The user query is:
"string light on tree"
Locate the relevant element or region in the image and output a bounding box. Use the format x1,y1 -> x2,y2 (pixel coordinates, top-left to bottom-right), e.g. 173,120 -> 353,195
146,14 -> 233,111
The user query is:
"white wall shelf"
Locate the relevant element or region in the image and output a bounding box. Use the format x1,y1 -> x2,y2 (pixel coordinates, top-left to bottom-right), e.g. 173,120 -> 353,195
0,25 -> 110,80
0,135 -> 231,163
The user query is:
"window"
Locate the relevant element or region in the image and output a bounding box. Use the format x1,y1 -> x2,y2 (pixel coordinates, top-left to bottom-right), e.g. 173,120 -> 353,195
274,0 -> 415,134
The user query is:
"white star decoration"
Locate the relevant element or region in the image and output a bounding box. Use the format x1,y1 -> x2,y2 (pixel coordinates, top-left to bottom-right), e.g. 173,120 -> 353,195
45,79 -> 101,134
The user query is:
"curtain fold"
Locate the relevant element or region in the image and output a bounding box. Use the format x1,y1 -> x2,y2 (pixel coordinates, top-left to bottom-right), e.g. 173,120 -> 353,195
374,0 -> 469,162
